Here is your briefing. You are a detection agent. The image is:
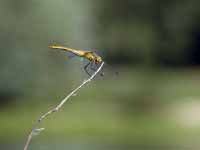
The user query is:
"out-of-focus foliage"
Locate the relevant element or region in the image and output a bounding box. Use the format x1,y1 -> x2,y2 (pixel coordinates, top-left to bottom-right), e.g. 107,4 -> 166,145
0,0 -> 200,96
94,0 -> 200,65
1,0 -> 200,150
0,0 -> 95,101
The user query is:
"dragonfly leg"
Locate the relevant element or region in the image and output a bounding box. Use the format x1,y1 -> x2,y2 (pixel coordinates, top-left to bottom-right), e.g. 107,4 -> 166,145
84,62 -> 91,76
90,61 -> 97,71
90,62 -> 104,76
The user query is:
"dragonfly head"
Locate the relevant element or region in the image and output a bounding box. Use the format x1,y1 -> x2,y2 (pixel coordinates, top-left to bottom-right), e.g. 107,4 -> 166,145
95,56 -> 103,64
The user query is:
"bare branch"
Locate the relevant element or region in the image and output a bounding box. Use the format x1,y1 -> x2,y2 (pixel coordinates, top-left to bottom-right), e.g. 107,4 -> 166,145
23,62 -> 104,150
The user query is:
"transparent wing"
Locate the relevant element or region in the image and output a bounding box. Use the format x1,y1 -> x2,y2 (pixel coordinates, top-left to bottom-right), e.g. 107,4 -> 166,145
67,51 -> 78,58
82,61 -> 118,77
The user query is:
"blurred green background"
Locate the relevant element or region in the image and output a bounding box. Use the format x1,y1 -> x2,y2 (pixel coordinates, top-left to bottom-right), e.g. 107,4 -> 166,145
1,0 -> 200,150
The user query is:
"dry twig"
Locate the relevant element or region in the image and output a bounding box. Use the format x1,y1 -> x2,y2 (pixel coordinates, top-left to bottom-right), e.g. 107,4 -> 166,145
23,62 -> 104,150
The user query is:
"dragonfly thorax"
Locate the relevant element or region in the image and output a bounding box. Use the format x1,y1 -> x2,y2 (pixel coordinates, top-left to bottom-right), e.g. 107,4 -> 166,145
84,52 -> 102,64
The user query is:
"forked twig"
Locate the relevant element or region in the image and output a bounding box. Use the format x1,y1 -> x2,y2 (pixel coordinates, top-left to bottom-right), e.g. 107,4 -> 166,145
24,62 -> 104,150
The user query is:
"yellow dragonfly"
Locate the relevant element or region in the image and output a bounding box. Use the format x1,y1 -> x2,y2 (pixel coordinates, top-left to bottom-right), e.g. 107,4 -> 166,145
48,45 -> 104,76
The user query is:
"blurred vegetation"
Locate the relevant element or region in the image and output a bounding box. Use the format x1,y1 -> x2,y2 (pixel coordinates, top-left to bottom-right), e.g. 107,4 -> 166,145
1,0 -> 200,149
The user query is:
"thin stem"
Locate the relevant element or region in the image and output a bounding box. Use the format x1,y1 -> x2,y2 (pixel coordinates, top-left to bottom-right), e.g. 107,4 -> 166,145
23,62 -> 104,150
23,130 -> 33,150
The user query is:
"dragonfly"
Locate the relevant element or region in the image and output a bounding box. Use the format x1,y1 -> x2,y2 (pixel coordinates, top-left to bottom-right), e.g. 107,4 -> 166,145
48,45 -> 105,76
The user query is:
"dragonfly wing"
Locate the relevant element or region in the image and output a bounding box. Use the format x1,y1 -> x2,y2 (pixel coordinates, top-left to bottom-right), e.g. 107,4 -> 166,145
83,62 -> 92,76
85,61 -> 104,76
67,51 -> 77,58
